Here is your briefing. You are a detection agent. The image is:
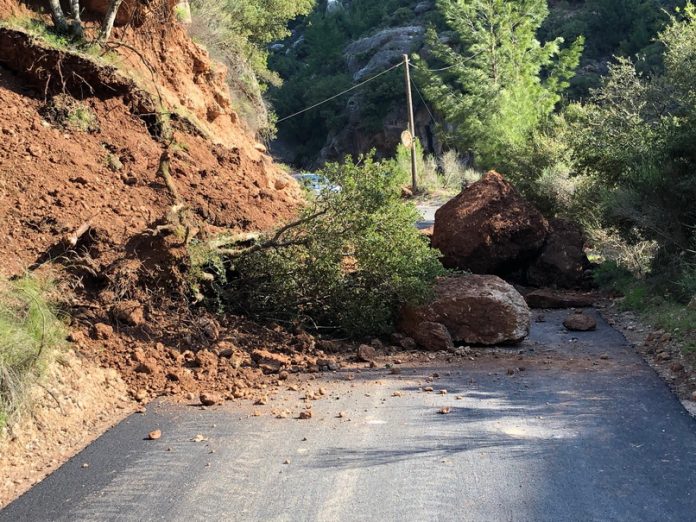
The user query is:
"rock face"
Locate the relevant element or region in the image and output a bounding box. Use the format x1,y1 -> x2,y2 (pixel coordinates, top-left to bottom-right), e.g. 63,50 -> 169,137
432,171 -> 549,274
345,26 -> 425,82
399,275 -> 531,346
527,218 -> 590,288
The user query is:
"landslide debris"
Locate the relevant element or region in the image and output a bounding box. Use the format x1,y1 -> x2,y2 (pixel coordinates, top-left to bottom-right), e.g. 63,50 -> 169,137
0,0 -> 311,407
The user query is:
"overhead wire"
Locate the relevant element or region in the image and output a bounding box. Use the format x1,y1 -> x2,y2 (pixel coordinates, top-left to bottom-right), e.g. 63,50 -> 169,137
410,77 -> 436,124
276,61 -> 404,123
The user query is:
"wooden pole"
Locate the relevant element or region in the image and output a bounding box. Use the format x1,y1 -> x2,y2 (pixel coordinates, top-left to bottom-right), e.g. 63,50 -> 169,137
403,54 -> 418,193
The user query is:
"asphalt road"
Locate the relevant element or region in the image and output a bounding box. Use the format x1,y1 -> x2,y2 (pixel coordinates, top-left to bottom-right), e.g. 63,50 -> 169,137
3,309 -> 696,522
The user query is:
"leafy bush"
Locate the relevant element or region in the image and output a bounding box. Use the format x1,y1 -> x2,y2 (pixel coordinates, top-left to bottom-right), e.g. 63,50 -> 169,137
569,5 -> 696,276
221,155 -> 445,337
0,275 -> 66,430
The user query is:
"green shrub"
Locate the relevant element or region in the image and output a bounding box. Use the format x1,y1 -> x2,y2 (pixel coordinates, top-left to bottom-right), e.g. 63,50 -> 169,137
0,275 -> 66,430
221,155 -> 445,337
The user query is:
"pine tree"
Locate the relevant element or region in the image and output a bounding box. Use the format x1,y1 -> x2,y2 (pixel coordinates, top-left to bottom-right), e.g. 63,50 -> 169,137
415,0 -> 584,169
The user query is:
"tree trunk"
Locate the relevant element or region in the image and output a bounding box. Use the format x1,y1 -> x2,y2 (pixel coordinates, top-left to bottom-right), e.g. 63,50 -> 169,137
47,0 -> 69,33
69,0 -> 84,39
99,0 -> 125,42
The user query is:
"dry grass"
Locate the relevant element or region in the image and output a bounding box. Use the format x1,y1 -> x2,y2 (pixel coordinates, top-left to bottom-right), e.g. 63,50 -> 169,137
0,275 -> 66,430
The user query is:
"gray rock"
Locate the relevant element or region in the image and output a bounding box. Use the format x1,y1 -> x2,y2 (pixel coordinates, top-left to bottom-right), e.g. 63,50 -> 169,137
345,26 -> 425,82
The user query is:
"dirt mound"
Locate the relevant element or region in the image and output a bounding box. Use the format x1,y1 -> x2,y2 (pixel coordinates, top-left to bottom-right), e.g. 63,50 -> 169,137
432,171 -> 549,274
0,1 -> 307,406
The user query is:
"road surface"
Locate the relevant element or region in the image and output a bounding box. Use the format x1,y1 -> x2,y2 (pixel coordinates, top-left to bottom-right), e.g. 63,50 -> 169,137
2,309 -> 696,521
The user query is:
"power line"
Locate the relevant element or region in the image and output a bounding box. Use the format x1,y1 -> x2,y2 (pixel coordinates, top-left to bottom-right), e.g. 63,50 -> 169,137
410,77 -> 436,124
276,61 -> 404,123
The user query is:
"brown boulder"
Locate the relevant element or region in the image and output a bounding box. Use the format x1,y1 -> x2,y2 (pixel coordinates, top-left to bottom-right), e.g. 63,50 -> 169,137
563,312 -> 597,332
356,344 -> 377,363
525,289 -> 594,309
399,275 -> 530,346
432,171 -> 549,273
527,218 -> 590,288
411,321 -> 454,352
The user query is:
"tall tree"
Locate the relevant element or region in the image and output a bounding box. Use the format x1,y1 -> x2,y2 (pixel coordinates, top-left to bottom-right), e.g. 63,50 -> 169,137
415,0 -> 583,169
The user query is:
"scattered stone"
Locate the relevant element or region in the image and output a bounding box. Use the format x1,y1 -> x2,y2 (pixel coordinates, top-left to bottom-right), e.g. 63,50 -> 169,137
423,386 -> 434,392
399,337 -> 417,350
200,392 -> 223,406
657,351 -> 671,361
147,430 -> 162,440
337,411 -> 347,418
600,354 -> 609,360
670,363 -> 685,373
283,459 -> 291,465
507,368 -> 515,375
357,344 -> 377,363
439,389 -> 448,395
191,434 -> 208,443
563,312 -> 597,332
410,321 -> 454,352
691,391 -> 696,401
134,389 -> 148,402
298,410 -> 313,420
438,407 -> 451,415
92,323 -> 114,340
392,391 -> 403,397
81,463 -> 89,469
389,367 -> 401,375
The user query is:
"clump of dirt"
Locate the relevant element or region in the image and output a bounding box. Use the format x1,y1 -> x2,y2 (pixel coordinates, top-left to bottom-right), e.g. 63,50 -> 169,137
0,349 -> 132,508
39,94 -> 100,133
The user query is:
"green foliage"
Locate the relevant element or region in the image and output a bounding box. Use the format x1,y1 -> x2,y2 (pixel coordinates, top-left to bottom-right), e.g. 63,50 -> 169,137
569,4 -> 696,265
414,0 -> 583,172
223,155 -> 445,337
394,141 -> 478,195
0,276 -> 66,430
269,0 -> 425,164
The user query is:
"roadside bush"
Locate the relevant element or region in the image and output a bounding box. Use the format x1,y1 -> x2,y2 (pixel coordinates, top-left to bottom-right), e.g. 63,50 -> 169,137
395,142 -> 479,195
569,5 -> 696,270
221,155 -> 445,337
0,275 -> 66,430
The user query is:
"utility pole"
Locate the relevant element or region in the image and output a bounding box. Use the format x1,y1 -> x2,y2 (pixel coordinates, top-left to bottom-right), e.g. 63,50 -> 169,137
403,54 -> 418,194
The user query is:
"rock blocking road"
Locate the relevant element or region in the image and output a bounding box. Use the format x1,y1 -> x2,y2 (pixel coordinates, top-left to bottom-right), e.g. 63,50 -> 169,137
2,310 -> 696,521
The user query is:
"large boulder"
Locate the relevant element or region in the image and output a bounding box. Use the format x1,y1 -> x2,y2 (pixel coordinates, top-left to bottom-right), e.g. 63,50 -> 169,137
432,171 -> 549,274
526,218 -> 590,288
399,275 -> 531,346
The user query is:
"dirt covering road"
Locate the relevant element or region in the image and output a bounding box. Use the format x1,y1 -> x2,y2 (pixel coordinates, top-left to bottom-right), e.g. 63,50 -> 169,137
2,309 -> 695,521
